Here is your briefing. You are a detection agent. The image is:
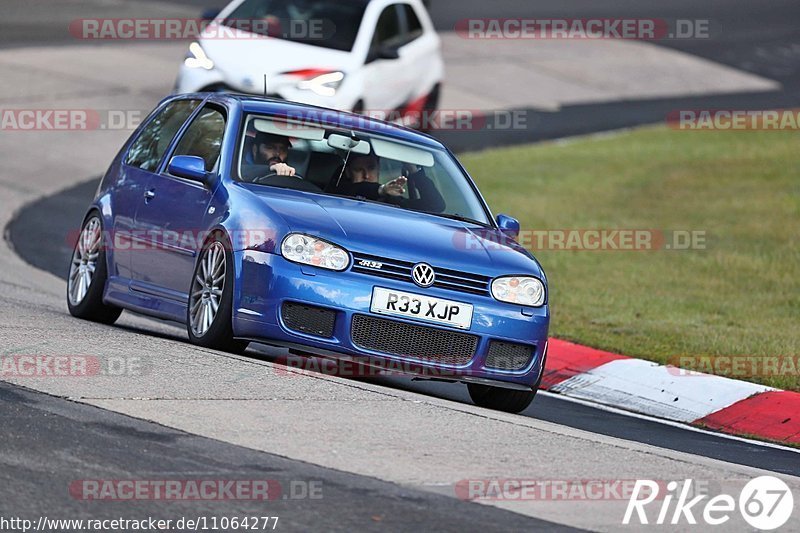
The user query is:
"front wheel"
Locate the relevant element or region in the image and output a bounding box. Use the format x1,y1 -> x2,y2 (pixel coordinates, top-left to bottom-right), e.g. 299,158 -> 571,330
467,384 -> 537,413
187,234 -> 249,354
469,346 -> 547,413
66,214 -> 122,324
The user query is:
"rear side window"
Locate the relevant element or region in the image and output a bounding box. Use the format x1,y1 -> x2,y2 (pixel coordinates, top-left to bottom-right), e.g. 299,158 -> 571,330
125,100 -> 199,172
170,106 -> 226,172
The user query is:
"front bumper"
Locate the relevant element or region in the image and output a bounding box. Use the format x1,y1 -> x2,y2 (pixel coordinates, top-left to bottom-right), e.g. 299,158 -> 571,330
232,251 -> 550,389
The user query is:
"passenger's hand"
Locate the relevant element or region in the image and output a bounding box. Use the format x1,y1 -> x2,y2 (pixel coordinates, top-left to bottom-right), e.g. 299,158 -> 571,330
379,176 -> 407,197
269,163 -> 296,176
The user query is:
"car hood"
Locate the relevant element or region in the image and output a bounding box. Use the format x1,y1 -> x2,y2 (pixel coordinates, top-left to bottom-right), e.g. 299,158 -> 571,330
200,27 -> 357,87
242,185 -> 544,278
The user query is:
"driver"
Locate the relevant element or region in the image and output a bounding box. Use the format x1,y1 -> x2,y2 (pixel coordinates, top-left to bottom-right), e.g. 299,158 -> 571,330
251,132 -> 296,176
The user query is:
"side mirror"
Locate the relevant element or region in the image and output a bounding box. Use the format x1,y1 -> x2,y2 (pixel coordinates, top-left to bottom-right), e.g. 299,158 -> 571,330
496,214 -> 520,240
201,8 -> 221,21
168,155 -> 211,185
368,44 -> 400,63
379,45 -> 400,60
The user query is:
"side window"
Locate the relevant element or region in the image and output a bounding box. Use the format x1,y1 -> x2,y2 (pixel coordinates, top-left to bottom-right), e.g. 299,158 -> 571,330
125,100 -> 199,172
170,107 -> 226,173
371,5 -> 403,51
402,4 -> 423,42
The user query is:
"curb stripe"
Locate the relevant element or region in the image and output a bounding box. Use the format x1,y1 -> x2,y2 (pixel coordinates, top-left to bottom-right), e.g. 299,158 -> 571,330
541,338 -> 627,389
695,391 -> 800,445
543,337 -> 794,445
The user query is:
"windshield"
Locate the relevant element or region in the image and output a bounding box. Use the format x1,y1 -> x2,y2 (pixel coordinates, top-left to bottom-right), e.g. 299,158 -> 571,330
235,115 -> 492,226
223,0 -> 367,52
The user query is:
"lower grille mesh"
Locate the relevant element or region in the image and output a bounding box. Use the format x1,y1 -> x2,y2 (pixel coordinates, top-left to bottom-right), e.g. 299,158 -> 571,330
351,315 -> 477,366
485,341 -> 534,371
281,302 -> 336,338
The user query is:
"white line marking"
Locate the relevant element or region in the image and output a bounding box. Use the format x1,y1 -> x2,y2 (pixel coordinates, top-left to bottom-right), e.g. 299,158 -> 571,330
540,390 -> 800,455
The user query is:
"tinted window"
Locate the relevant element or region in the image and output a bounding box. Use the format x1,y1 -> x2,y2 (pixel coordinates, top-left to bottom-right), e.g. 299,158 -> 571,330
223,0 -> 368,52
402,4 -> 423,40
125,100 -> 199,172
373,5 -> 403,48
171,107 -> 226,172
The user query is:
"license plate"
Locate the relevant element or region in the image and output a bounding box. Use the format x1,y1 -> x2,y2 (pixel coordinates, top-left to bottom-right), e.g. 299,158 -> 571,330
370,287 -> 473,330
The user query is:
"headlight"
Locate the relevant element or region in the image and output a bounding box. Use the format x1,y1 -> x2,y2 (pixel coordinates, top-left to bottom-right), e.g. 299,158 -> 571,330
297,71 -> 345,97
184,42 -> 214,70
281,233 -> 350,271
491,276 -> 546,307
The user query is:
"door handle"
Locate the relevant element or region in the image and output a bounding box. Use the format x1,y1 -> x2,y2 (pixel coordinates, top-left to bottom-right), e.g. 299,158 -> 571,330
144,189 -> 156,200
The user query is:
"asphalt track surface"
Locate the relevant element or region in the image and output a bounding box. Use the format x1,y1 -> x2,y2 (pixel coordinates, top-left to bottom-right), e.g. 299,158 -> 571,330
2,0 -> 800,531
0,381 -> 574,531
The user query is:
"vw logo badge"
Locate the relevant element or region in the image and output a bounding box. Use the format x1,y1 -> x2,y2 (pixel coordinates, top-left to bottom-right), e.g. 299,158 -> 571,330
412,263 -> 435,288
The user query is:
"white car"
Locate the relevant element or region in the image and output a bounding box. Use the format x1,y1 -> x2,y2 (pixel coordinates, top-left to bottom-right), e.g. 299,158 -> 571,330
174,0 -> 443,119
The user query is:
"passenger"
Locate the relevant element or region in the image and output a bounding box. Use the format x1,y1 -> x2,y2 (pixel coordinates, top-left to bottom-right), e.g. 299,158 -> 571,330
328,153 -> 445,212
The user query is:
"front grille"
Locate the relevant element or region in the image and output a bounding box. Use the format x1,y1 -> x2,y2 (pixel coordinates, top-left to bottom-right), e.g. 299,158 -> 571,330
485,340 -> 535,371
351,252 -> 490,296
281,302 -> 336,338
351,314 -> 478,366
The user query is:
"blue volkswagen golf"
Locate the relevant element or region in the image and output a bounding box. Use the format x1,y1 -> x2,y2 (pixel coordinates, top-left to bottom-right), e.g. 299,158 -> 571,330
67,93 -> 549,413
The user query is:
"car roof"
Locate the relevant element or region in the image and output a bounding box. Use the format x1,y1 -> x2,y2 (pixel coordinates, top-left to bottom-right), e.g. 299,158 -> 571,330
196,93 -> 445,149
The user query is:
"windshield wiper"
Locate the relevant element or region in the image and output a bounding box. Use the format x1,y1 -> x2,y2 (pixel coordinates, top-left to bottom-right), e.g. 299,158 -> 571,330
425,212 -> 491,227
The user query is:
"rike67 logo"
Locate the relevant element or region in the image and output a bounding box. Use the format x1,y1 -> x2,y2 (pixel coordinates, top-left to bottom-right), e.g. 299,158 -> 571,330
624,476 -> 794,530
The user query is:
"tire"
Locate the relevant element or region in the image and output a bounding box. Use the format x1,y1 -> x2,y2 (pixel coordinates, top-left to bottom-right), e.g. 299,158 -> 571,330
467,384 -> 537,413
186,232 -> 249,354
418,84 -> 441,133
468,349 -> 547,413
66,214 -> 122,325
424,84 -> 441,113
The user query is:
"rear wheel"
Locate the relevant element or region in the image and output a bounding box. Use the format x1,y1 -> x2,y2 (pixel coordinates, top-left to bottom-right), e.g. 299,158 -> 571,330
187,233 -> 249,354
66,214 -> 122,324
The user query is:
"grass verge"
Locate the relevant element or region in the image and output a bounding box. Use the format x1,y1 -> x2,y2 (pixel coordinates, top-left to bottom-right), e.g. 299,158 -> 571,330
461,126 -> 800,390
